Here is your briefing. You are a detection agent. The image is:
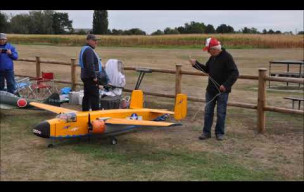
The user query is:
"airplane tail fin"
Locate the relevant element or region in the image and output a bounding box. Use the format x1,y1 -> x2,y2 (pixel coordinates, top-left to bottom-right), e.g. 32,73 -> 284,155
174,93 -> 187,121
43,93 -> 61,107
130,90 -> 144,109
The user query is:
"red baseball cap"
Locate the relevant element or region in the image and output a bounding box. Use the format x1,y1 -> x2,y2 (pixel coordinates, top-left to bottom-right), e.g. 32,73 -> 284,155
203,37 -> 220,51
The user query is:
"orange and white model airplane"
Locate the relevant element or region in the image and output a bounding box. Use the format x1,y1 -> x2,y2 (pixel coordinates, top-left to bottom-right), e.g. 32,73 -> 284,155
31,90 -> 187,147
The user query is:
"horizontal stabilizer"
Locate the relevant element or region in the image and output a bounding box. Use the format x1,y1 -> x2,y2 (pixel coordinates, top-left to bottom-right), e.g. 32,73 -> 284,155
105,118 -> 180,127
149,109 -> 174,115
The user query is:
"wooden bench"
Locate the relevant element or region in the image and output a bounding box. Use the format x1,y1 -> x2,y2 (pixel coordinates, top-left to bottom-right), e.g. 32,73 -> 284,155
284,97 -> 304,110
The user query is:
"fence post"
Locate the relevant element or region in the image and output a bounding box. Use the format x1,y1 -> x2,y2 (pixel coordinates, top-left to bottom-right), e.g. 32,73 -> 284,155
257,68 -> 267,133
35,56 -> 41,78
71,58 -> 76,91
175,64 -> 182,96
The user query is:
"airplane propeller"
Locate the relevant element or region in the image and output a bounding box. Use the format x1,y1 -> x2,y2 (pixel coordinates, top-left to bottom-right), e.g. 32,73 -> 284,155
88,113 -> 93,131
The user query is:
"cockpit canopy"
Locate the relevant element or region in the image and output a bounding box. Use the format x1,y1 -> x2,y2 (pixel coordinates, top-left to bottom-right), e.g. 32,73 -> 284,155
56,112 -> 77,122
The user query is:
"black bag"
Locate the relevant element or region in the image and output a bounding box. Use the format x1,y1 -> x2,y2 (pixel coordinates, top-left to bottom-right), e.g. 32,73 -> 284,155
100,95 -> 121,109
96,68 -> 108,86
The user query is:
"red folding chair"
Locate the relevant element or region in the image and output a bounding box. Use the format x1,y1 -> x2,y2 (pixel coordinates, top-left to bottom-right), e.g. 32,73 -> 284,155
30,72 -> 57,99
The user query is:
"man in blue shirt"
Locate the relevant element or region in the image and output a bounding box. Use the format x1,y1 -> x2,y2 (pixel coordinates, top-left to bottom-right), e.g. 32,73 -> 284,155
78,34 -> 102,111
0,33 -> 18,94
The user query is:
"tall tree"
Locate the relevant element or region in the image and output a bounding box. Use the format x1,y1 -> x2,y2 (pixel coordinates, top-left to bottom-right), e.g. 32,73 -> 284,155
242,27 -> 251,34
164,27 -> 180,34
151,29 -> 164,35
93,10 -> 108,34
216,24 -> 234,33
184,21 -> 205,34
205,24 -> 216,34
0,12 -> 10,32
28,10 -> 54,34
9,14 -> 32,34
52,12 -> 73,34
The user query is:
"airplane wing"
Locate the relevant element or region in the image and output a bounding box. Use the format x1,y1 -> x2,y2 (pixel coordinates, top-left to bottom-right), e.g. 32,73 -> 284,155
29,102 -> 77,114
105,118 -> 181,127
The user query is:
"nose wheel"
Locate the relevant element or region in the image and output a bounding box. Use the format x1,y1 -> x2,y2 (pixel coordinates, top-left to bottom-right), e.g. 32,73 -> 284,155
110,137 -> 117,145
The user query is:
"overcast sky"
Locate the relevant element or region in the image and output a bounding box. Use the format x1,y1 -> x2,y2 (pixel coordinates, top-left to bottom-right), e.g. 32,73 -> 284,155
2,10 -> 303,34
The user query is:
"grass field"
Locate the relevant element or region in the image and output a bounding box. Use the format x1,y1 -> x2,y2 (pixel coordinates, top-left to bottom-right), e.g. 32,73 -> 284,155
0,44 -> 303,181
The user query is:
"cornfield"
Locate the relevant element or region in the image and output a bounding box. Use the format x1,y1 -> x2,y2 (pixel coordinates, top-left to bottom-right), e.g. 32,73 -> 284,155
7,34 -> 304,49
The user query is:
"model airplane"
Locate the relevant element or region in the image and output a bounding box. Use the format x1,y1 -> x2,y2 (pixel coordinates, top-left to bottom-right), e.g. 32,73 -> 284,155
0,90 -> 60,109
31,90 -> 187,147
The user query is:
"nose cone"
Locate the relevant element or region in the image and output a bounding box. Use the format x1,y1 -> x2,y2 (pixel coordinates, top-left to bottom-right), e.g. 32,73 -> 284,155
33,121 -> 50,138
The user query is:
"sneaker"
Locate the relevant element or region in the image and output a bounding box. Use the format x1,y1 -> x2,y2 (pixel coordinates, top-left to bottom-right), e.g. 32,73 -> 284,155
198,134 -> 211,140
216,134 -> 224,141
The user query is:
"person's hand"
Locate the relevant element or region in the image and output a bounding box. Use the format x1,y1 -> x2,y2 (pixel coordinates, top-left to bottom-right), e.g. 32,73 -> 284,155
219,85 -> 226,92
189,58 -> 197,66
93,78 -> 97,82
6,49 -> 12,55
98,85 -> 104,89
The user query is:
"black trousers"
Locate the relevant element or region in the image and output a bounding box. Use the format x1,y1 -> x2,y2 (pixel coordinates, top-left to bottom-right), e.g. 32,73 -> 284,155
81,78 -> 99,111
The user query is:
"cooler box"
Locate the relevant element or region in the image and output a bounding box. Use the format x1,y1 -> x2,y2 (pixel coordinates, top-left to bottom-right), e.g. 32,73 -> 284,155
69,91 -> 84,105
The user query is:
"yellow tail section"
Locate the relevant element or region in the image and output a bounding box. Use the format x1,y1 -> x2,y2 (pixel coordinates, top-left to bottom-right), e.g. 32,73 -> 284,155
130,90 -> 144,109
174,94 -> 187,120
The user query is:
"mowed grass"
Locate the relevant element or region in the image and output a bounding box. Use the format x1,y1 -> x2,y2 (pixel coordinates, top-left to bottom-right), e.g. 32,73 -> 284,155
2,105 -> 302,181
7,34 -> 304,49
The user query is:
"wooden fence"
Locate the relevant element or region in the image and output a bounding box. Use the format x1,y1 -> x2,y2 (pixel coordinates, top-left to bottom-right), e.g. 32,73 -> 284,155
15,57 -> 304,133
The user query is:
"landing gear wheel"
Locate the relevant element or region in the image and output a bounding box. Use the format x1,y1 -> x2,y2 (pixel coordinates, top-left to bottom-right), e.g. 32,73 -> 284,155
110,137 -> 117,145
48,144 -> 54,148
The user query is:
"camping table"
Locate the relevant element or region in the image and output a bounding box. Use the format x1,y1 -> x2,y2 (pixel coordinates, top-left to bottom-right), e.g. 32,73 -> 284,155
284,97 -> 304,110
269,60 -> 304,88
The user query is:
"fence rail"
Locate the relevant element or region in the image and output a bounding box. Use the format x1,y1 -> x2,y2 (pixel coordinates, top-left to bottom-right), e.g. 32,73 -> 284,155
15,57 -> 304,133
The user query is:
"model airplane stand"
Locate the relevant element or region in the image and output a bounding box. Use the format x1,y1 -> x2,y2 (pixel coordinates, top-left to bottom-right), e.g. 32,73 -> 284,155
99,68 -> 152,111
134,68 -> 152,90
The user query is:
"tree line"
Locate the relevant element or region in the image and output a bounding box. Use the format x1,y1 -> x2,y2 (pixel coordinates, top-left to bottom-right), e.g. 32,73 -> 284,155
1,10 -> 302,35
151,22 -> 296,35
0,10 -> 73,34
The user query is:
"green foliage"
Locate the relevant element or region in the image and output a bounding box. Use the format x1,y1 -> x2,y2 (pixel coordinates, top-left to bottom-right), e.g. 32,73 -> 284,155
125,28 -> 146,35
216,24 -> 235,33
4,10 -> 73,34
109,28 -> 146,35
0,12 -> 10,32
151,30 -> 164,35
205,24 -> 216,34
28,11 -> 54,34
9,14 -> 32,34
262,29 -> 283,34
93,10 -> 108,34
52,12 -> 73,34
243,27 -> 259,34
184,21 -> 206,33
164,27 -> 180,34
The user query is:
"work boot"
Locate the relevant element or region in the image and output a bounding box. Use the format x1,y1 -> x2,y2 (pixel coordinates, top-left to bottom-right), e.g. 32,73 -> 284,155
198,134 -> 211,140
216,134 -> 224,141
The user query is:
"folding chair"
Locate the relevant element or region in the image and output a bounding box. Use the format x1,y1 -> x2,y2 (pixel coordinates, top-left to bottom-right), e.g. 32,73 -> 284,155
15,77 -> 37,98
30,72 -> 58,100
